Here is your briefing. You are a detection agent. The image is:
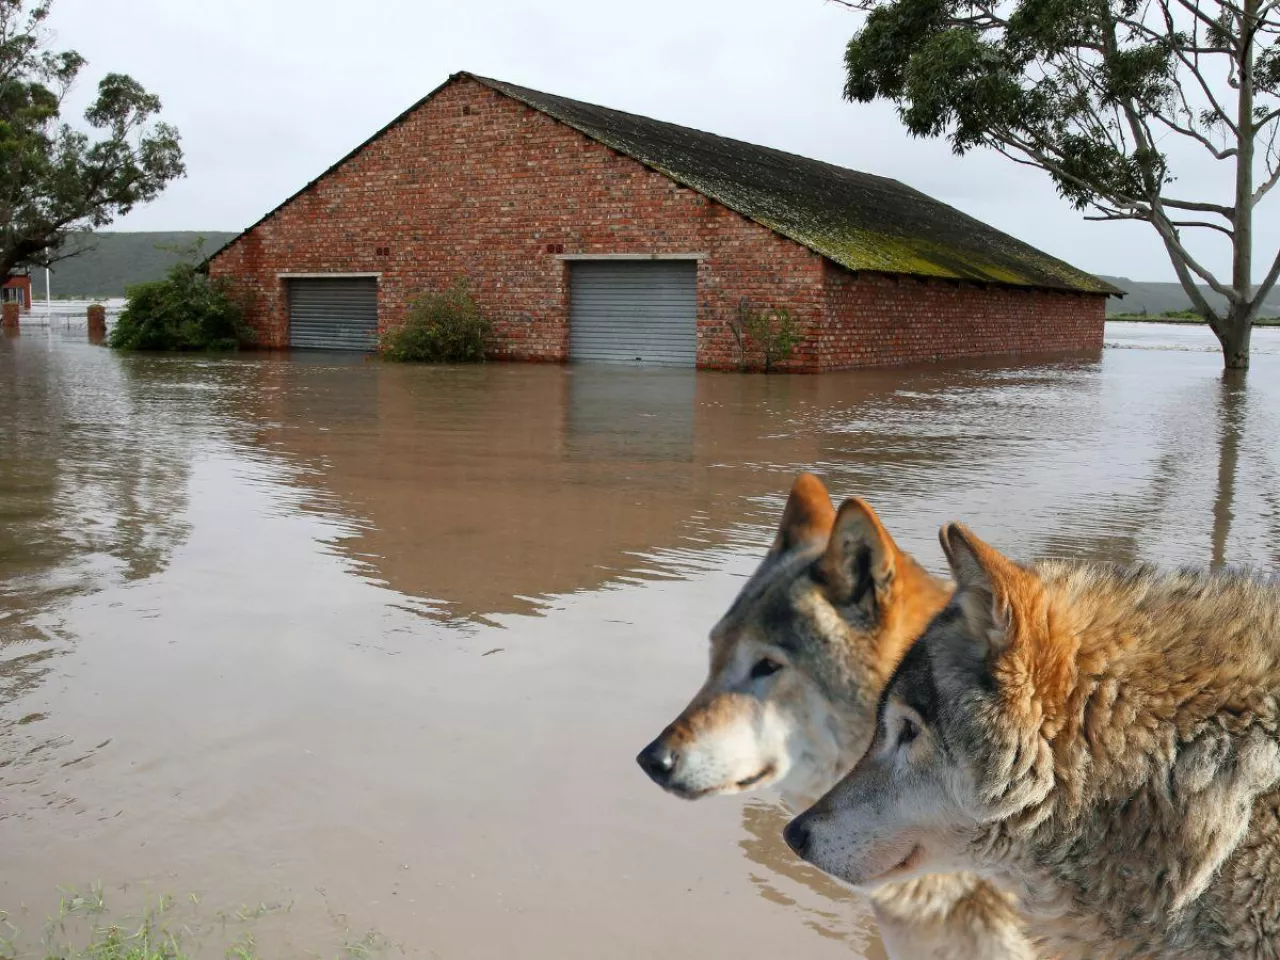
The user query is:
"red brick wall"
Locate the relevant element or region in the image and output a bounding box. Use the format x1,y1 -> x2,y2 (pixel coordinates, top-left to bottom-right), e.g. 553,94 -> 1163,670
2,275 -> 32,312
820,265 -> 1106,371
208,76 -> 825,369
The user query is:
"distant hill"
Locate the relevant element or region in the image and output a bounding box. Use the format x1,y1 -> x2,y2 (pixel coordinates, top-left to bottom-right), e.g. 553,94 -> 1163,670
39,231 -> 237,298
1099,275 -> 1280,318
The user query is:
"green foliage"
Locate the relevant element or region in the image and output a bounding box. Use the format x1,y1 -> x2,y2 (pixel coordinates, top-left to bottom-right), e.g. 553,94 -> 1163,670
843,1 -> 1187,208
0,1 -> 185,278
380,281 -> 490,363
730,299 -> 803,372
110,252 -> 247,352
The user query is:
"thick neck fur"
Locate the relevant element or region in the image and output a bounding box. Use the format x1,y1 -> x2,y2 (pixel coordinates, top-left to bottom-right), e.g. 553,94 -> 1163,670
794,559 -> 1041,960
977,562 -> 1280,959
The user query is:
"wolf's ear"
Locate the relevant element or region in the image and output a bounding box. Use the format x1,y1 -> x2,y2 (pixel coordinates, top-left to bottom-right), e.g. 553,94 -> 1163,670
939,524 -> 1027,656
820,498 -> 898,612
770,473 -> 836,556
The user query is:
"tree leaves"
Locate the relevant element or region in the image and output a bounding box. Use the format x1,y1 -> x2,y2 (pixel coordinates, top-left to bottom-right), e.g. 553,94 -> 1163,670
0,0 -> 184,276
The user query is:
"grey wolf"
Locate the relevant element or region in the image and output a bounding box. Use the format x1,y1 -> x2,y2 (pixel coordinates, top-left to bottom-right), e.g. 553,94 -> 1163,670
786,523 -> 1280,959
637,475 -> 1039,959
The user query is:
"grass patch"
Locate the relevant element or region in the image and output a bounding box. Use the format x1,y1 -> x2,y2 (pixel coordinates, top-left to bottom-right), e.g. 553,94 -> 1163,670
0,886 -> 393,960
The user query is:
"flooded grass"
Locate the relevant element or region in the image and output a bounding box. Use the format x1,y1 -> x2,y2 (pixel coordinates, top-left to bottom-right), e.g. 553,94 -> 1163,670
0,887 -> 392,960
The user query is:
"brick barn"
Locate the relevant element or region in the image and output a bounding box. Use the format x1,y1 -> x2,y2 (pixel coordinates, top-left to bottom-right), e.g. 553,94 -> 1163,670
207,72 -> 1118,371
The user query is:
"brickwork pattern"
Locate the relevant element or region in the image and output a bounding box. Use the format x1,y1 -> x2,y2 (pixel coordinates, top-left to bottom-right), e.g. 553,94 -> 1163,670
821,266 -> 1106,370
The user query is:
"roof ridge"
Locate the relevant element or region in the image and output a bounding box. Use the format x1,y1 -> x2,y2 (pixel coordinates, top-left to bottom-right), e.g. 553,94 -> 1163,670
464,72 -> 910,193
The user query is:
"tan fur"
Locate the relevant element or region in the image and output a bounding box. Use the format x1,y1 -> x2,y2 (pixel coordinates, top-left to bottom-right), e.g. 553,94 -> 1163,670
639,476 -> 1041,960
792,523 -> 1280,959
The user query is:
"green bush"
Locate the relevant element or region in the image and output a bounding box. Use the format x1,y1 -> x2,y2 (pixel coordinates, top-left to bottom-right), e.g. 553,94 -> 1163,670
380,281 -> 490,362
110,262 -> 248,352
729,299 -> 802,372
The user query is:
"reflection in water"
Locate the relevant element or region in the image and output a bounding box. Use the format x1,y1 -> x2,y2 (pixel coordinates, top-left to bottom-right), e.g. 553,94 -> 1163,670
738,800 -> 886,956
232,360 -> 830,624
0,337 -> 202,823
565,366 -> 696,463
0,340 -> 195,695
0,326 -> 1278,958
1213,371 -> 1246,569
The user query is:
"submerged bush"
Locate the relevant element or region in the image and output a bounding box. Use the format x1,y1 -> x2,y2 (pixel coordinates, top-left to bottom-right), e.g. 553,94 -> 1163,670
110,262 -> 248,352
729,299 -> 802,372
380,281 -> 490,362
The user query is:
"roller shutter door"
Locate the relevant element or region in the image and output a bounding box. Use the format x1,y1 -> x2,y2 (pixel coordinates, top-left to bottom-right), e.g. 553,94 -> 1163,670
288,278 -> 378,351
570,262 -> 697,366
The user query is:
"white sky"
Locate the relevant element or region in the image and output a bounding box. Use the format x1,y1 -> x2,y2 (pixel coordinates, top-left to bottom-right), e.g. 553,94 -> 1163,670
47,0 -> 1278,283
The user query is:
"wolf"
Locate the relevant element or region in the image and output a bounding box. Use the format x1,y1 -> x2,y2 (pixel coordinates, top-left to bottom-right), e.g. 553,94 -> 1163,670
786,523 -> 1280,960
637,475 -> 1039,959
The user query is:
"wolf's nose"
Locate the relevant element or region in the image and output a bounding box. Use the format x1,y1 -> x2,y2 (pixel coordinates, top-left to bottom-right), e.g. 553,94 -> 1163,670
783,817 -> 811,857
636,741 -> 677,784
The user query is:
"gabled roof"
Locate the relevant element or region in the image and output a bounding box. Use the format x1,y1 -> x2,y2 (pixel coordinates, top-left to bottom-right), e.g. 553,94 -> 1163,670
211,72 -> 1118,295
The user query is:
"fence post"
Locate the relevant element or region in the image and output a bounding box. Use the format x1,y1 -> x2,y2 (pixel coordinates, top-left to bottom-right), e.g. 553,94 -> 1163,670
2,301 -> 19,332
87,303 -> 107,343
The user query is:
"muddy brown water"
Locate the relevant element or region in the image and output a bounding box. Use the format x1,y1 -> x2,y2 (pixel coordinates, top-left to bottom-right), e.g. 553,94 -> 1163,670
1,323 -> 1278,958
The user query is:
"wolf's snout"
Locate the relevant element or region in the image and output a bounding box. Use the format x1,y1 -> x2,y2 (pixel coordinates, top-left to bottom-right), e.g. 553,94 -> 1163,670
783,815 -> 811,857
636,740 -> 678,785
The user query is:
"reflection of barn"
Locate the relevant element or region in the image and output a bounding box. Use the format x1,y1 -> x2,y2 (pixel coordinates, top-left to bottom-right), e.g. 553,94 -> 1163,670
208,72 -> 1117,370
3,272 -> 32,313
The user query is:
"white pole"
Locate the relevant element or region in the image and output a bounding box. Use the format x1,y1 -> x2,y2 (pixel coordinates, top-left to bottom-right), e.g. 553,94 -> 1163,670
45,267 -> 51,317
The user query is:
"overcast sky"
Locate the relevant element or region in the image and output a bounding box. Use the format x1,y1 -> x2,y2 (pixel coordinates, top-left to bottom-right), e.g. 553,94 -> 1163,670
47,0 -> 1274,283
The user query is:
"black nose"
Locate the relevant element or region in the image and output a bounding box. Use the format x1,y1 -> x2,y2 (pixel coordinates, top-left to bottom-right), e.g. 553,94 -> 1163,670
783,816 -> 811,857
636,740 -> 678,785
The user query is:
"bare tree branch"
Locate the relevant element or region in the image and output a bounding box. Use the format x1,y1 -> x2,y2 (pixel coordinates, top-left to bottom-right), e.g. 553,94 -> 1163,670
1252,245 -> 1280,307
1083,213 -> 1236,237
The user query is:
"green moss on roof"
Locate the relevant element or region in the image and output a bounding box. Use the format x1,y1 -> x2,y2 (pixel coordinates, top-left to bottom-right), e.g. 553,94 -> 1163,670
471,74 -> 1118,296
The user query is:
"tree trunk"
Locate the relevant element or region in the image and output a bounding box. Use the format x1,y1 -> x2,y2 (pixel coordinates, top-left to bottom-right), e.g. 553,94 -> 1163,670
1229,0 -> 1258,372
1219,306 -> 1255,370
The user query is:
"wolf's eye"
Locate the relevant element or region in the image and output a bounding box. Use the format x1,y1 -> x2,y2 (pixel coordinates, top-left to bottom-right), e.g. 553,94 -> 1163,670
750,657 -> 784,680
897,716 -> 920,748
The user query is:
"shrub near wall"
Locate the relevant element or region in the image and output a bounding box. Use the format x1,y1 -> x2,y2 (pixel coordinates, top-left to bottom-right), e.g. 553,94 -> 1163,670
110,262 -> 249,352
380,282 -> 491,362
728,299 -> 803,372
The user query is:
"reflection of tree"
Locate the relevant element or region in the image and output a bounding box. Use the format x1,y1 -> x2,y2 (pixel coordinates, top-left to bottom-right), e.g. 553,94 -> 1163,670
736,800 -> 887,957
0,343 -> 195,711
1212,371 -> 1246,569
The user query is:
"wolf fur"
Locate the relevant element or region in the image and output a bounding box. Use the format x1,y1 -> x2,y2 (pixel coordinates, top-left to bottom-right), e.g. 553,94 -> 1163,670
638,476 -> 1040,959
787,523 -> 1280,959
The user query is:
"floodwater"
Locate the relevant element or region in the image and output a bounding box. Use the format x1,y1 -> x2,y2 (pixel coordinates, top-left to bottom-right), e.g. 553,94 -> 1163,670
1,322 -> 1278,958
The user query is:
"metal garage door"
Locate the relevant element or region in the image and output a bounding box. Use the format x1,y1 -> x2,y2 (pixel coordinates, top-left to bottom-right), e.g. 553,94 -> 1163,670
288,277 -> 378,351
570,261 -> 697,366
